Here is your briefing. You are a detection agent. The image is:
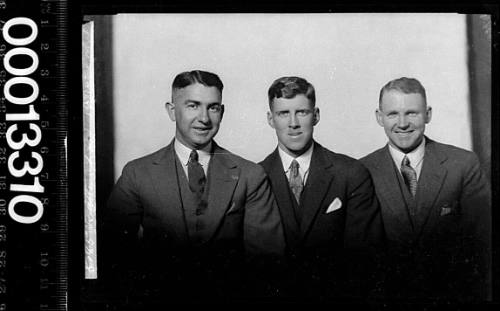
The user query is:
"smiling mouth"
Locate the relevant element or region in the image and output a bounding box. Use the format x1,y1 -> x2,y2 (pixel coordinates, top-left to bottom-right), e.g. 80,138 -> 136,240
193,127 -> 211,133
395,132 -> 414,139
395,130 -> 414,134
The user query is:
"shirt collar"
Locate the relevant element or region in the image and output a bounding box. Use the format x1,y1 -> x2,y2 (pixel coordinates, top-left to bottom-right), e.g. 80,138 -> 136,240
174,139 -> 212,168
278,142 -> 314,173
388,136 -> 426,168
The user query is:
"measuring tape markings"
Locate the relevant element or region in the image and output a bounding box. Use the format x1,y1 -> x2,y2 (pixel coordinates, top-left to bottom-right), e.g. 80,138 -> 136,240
0,0 -> 68,310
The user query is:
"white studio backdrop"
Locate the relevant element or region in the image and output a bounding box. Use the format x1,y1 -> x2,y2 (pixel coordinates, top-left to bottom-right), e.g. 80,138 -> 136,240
109,13 -> 471,180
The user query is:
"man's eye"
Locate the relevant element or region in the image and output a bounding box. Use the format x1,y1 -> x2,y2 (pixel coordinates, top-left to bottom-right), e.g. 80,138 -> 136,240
187,104 -> 198,109
387,113 -> 397,118
277,111 -> 289,117
297,110 -> 310,116
408,112 -> 417,117
209,105 -> 221,112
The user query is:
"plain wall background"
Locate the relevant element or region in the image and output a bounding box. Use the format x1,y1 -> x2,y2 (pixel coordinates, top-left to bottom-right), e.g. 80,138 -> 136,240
109,13 -> 471,180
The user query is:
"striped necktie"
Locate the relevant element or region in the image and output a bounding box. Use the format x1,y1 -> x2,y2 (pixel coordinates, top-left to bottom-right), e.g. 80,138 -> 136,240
401,155 -> 417,196
188,150 -> 206,196
289,160 -> 304,205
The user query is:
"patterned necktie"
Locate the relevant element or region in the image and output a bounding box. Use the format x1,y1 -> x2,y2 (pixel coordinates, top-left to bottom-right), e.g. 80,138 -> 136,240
401,155 -> 417,196
289,160 -> 304,205
188,150 -> 206,195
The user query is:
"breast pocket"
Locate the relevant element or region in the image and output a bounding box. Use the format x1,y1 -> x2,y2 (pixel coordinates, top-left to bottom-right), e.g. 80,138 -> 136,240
439,200 -> 460,217
226,201 -> 243,215
324,197 -> 343,215
219,201 -> 244,240
436,200 -> 462,236
224,201 -> 244,228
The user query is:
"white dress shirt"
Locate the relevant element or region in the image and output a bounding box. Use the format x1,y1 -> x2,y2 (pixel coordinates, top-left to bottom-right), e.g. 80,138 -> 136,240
388,137 -> 426,181
278,143 -> 314,185
174,139 -> 211,178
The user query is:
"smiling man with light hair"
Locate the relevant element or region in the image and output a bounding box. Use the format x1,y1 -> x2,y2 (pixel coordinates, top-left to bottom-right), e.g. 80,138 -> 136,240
361,77 -> 491,302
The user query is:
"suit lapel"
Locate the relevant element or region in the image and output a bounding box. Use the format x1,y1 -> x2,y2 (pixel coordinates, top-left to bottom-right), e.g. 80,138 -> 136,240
372,146 -> 415,236
300,143 -> 335,237
414,139 -> 447,237
266,149 -> 301,249
149,141 -> 189,243
203,144 -> 239,241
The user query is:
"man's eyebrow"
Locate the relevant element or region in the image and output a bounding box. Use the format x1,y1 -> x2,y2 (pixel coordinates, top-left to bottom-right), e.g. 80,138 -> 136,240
383,110 -> 397,115
184,100 -> 201,105
184,100 -> 221,105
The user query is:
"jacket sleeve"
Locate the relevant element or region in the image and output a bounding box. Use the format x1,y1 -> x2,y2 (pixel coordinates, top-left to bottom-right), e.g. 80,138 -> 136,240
459,153 -> 491,300
101,162 -> 144,275
242,165 -> 286,257
344,162 -> 385,250
343,162 -> 386,299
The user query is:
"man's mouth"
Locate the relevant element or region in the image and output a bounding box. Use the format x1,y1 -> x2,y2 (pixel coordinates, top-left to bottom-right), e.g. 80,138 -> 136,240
193,127 -> 211,133
394,130 -> 414,136
288,132 -> 302,137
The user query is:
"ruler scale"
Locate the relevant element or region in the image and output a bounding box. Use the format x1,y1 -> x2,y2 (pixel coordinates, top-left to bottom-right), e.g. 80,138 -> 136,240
0,0 -> 69,310
55,0 -> 68,308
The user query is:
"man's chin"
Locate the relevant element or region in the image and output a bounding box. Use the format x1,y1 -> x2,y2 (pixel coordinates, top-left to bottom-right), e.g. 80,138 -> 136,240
191,139 -> 213,149
283,143 -> 310,156
393,141 -> 419,153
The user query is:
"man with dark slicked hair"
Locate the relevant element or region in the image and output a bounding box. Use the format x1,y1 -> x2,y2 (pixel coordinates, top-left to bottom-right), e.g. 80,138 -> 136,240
260,76 -> 384,302
103,70 -> 285,304
361,77 -> 491,302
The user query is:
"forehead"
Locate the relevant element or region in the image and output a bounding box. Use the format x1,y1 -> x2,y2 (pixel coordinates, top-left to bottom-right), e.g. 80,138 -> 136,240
173,83 -> 221,103
380,90 -> 426,111
271,94 -> 313,111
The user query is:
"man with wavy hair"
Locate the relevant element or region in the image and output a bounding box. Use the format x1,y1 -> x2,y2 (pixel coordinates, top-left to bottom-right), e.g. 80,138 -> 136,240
260,76 -> 384,301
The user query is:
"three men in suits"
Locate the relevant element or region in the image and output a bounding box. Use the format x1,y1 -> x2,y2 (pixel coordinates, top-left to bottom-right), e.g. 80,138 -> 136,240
260,76 -> 384,301
361,77 -> 491,302
103,70 -> 285,303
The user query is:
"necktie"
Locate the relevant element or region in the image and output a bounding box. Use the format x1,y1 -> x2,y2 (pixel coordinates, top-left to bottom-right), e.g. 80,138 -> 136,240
188,150 -> 206,195
289,160 -> 304,205
401,155 -> 417,196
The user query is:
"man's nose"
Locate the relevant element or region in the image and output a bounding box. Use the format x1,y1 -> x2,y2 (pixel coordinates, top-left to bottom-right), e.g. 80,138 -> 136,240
288,114 -> 300,128
198,108 -> 210,123
397,115 -> 409,128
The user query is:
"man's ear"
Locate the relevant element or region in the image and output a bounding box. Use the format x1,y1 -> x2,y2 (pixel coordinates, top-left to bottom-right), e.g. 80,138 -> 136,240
220,105 -> 225,120
375,109 -> 384,127
267,111 -> 275,129
313,107 -> 320,126
425,106 -> 432,124
166,102 -> 176,121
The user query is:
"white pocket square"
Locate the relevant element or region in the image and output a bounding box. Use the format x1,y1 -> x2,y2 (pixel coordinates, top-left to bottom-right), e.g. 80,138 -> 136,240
326,197 -> 342,213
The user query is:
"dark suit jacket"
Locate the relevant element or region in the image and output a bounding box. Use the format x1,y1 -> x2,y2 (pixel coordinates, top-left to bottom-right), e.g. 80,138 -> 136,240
260,141 -> 384,301
361,137 -> 491,302
103,140 -> 285,303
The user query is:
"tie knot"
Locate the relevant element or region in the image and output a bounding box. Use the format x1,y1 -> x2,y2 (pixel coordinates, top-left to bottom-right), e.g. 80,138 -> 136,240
402,155 -> 411,167
189,150 -> 199,163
